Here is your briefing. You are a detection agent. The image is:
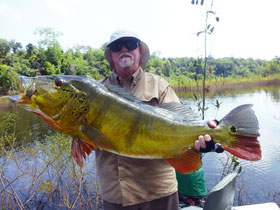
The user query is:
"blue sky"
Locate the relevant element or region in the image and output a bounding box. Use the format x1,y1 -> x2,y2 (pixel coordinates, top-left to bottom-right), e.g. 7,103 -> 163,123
1,0 -> 279,60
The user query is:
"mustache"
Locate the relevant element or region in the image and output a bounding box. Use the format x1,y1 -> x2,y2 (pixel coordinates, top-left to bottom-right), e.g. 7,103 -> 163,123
119,52 -> 133,59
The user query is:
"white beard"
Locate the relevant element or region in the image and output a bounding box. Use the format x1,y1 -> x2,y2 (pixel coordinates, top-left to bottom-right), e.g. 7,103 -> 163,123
118,53 -> 134,68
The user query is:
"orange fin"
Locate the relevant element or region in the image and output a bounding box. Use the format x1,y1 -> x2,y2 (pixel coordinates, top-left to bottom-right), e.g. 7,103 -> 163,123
33,111 -> 54,127
165,149 -> 202,174
32,111 -> 63,131
225,135 -> 261,161
71,137 -> 96,167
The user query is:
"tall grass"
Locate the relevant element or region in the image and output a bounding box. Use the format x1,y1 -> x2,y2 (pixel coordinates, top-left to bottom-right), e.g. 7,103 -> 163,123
167,74 -> 280,92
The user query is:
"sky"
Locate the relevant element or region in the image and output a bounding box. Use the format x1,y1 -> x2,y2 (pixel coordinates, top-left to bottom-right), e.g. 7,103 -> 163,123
0,0 -> 279,60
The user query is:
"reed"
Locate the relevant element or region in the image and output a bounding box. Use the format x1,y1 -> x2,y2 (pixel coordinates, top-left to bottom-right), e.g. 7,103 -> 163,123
171,75 -> 280,93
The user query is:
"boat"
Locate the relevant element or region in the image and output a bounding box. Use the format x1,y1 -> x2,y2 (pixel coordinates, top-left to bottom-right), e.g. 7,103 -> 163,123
180,172 -> 279,210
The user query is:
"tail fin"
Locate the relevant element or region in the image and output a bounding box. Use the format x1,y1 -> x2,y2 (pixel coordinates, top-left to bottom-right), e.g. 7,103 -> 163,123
225,135 -> 261,161
220,104 -> 261,161
221,104 -> 260,137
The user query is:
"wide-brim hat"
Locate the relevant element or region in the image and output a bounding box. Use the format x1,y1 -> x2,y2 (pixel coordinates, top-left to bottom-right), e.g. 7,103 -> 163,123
104,29 -> 150,69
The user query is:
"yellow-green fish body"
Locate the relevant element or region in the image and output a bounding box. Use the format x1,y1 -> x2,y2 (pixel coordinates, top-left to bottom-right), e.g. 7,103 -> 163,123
11,75 -> 261,173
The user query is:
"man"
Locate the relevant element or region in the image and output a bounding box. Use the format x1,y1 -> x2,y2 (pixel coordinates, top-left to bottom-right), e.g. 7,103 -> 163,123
96,29 -> 217,210
176,168 -> 207,208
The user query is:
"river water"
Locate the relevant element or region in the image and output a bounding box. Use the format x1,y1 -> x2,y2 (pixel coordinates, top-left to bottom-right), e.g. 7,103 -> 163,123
0,85 -> 280,206
178,86 -> 280,205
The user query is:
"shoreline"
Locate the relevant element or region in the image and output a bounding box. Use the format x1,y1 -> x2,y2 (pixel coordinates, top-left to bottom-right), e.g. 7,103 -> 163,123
173,78 -> 280,93
1,78 -> 280,101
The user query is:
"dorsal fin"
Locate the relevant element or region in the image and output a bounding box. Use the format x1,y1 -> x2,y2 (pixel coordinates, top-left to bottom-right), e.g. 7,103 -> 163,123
158,102 -> 201,123
105,84 -> 142,103
105,85 -> 202,124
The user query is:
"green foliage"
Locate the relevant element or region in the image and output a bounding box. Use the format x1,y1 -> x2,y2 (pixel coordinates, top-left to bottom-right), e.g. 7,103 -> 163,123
34,27 -> 63,49
192,93 -> 208,117
0,112 -> 18,153
9,40 -> 22,54
0,27 -> 279,92
0,64 -> 18,91
0,38 -> 11,59
35,132 -> 73,167
232,156 -> 242,174
41,61 -> 56,75
146,54 -> 164,76
262,60 -> 280,76
218,152 -> 243,182
0,113 -> 102,209
212,99 -> 222,119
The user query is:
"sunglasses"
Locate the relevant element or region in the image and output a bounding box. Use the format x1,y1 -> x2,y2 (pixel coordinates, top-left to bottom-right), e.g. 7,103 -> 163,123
109,38 -> 140,52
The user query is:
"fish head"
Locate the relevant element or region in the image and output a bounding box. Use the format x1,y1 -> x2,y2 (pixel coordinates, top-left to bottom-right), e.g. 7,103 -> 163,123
15,75 -> 89,128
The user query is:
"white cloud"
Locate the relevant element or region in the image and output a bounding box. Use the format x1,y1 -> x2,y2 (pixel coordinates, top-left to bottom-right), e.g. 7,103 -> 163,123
0,4 -> 22,23
44,0 -> 78,16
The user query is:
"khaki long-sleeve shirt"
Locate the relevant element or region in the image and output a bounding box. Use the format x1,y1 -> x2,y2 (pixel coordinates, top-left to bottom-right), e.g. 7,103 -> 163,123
95,67 -> 180,206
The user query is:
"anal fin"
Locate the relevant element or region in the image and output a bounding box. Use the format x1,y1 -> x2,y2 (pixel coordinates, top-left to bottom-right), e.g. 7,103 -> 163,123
165,149 -> 202,174
71,137 -> 96,167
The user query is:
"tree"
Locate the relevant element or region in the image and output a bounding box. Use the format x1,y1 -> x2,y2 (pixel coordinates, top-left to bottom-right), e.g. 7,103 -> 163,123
34,28 -> 64,74
26,43 -> 37,57
163,60 -> 171,77
0,64 -> 18,92
9,40 -> 22,54
34,27 -> 63,49
213,59 -> 234,77
261,60 -> 280,76
146,54 -> 164,76
0,39 -> 11,59
41,61 -> 56,75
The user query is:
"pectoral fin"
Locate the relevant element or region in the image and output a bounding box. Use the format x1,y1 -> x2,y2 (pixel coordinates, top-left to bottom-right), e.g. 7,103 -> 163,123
165,149 -> 202,174
33,111 -> 62,130
71,137 -> 96,167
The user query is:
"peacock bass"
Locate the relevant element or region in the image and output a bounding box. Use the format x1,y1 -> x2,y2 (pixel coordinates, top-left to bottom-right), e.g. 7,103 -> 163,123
11,75 -> 261,174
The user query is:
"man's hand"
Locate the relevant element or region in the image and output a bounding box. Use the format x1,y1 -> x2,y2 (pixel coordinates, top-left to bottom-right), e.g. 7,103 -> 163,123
194,134 -> 224,153
194,134 -> 211,151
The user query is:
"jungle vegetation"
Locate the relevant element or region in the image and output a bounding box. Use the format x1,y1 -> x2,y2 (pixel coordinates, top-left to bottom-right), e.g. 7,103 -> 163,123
1,28 -> 280,94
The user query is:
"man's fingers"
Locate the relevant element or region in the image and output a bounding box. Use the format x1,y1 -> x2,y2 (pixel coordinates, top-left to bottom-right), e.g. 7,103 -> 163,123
194,134 -> 224,153
194,134 -> 211,151
199,135 -> 215,153
204,134 -> 211,142
198,135 -> 206,149
194,140 -> 200,151
194,134 -> 224,154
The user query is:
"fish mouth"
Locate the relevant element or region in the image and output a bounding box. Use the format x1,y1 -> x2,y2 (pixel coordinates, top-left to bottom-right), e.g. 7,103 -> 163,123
18,76 -> 26,94
11,76 -> 36,104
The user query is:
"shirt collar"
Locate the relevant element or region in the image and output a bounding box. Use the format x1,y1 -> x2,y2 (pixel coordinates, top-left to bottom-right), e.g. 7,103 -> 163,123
111,67 -> 144,87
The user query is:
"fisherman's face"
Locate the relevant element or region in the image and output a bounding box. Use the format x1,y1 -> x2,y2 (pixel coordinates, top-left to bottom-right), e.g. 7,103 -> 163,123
110,38 -> 141,80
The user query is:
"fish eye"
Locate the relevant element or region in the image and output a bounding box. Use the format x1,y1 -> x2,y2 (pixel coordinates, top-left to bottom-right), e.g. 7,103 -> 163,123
229,126 -> 237,134
55,79 -> 63,87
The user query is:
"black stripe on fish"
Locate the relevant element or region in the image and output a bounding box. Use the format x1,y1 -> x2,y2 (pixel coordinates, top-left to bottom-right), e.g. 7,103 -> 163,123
124,114 -> 142,149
